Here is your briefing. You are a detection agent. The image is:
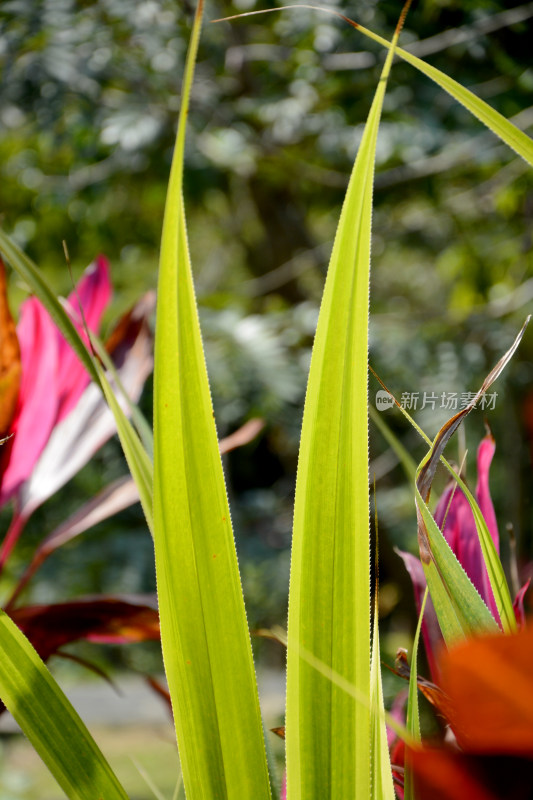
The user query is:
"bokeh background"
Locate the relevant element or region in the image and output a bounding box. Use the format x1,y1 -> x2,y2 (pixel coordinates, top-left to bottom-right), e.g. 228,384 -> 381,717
0,0 -> 532,795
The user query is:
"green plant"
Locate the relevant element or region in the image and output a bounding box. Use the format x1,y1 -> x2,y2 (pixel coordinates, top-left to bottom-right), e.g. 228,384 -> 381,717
0,3 -> 531,799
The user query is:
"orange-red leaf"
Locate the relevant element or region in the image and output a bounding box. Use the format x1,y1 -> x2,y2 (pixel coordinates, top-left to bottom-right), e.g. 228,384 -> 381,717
439,625 -> 533,756
0,258 -> 21,436
409,626 -> 533,800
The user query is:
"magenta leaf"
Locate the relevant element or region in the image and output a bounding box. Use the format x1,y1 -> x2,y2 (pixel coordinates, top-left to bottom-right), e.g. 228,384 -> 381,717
56,255 -> 112,422
0,264 -> 151,573
401,434 -> 503,674
513,579 -> 530,629
433,434 -> 499,618
396,548 -> 442,681
0,298 -> 59,505
18,292 -> 154,520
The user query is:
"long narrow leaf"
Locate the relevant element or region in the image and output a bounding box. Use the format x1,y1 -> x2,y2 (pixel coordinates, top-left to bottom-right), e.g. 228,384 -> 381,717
0,610 -> 128,800
370,599 -> 395,800
371,488 -> 395,800
285,7 -> 409,798
91,332 -> 154,457
354,25 -> 533,166
218,6 -> 533,166
95,362 -> 154,533
278,624 -> 410,743
153,2 -> 271,797
369,403 -> 417,484
403,588 -> 427,800
415,485 -> 499,644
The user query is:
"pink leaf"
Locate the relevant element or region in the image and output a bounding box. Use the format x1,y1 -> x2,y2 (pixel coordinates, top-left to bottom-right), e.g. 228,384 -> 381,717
513,580 -> 530,629
433,435 -> 499,618
396,549 -> 442,681
0,298 -> 59,505
56,255 -> 112,422
19,292 -> 153,519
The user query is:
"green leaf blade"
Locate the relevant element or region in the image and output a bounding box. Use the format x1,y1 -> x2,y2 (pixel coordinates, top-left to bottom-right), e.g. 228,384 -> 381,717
285,104 -> 374,800
444,466 -> 516,634
96,363 -> 154,533
370,603 -> 395,800
352,23 -> 533,166
220,8 -> 532,165
153,4 -> 271,798
397,46 -> 533,166
415,487 -> 499,645
285,21 -> 404,798
403,588 -> 427,800
0,611 -> 128,800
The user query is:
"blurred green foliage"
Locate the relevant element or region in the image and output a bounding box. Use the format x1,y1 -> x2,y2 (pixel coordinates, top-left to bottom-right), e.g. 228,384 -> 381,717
0,0 -> 532,671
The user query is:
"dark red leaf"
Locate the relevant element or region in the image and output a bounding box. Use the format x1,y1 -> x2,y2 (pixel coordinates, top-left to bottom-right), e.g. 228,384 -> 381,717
9,596 -> 160,662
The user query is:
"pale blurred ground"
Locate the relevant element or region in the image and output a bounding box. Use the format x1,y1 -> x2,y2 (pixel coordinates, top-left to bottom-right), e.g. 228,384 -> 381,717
0,669 -> 286,800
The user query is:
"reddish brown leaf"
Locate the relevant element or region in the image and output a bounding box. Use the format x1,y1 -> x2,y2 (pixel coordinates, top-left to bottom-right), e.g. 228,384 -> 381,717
386,649 -> 453,721
104,291 -> 155,365
145,675 -> 172,711
9,596 -> 160,661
